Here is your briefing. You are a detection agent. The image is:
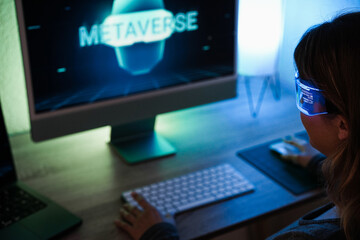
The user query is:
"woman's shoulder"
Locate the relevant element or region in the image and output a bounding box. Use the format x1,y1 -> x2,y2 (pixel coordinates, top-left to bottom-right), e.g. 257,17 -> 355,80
266,203 -> 345,240
267,229 -> 345,240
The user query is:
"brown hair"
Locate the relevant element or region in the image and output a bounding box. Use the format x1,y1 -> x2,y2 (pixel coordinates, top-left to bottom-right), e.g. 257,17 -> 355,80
294,12 -> 360,239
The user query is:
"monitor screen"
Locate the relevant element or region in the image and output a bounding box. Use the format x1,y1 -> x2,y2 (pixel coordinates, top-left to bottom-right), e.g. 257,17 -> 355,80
20,0 -> 236,113
16,0 -> 238,162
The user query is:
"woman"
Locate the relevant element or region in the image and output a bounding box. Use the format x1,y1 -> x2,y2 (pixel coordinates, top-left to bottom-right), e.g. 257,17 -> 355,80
115,11 -> 360,240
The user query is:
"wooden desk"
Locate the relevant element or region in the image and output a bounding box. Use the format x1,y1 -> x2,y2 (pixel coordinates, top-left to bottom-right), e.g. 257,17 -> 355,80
9,82 -> 325,239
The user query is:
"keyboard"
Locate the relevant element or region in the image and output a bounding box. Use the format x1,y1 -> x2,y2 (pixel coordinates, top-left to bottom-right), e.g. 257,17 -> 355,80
0,186 -> 47,228
122,163 -> 255,216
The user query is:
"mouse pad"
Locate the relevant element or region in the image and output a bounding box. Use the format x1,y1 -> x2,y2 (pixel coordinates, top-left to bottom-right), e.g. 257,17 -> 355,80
236,132 -> 319,195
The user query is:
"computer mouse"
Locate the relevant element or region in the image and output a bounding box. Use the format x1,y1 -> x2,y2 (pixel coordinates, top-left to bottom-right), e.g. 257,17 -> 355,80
269,141 -> 303,156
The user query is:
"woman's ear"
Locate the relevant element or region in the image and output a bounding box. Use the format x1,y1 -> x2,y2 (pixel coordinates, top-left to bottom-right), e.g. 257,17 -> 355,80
335,115 -> 349,140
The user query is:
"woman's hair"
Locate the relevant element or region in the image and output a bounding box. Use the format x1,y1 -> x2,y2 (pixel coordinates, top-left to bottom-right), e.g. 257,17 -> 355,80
294,12 -> 360,239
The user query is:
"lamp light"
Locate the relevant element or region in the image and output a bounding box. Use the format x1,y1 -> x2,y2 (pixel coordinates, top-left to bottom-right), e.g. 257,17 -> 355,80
238,0 -> 284,116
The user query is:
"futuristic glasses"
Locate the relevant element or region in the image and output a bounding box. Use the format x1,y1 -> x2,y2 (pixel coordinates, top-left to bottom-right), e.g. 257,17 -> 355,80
295,72 -> 328,116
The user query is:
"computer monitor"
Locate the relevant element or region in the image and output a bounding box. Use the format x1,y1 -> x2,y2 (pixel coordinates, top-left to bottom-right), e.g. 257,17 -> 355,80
15,0 -> 238,164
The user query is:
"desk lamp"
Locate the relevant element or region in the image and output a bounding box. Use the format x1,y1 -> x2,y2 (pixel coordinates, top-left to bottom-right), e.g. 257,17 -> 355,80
238,0 -> 284,117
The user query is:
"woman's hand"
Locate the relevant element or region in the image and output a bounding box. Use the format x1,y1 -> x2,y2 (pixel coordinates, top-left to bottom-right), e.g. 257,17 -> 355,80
281,136 -> 320,167
115,192 -> 164,240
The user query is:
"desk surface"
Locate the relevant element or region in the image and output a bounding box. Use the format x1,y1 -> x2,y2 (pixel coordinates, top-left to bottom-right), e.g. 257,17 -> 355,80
10,81 -> 324,240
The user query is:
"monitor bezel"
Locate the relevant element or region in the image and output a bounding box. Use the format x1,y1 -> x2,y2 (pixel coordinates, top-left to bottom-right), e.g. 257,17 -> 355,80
15,0 -> 239,142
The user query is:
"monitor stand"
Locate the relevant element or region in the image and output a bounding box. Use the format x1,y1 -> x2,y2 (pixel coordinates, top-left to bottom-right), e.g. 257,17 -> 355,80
110,117 -> 176,164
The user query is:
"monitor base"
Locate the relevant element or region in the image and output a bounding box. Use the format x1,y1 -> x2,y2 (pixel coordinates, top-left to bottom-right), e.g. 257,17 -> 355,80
110,118 -> 176,164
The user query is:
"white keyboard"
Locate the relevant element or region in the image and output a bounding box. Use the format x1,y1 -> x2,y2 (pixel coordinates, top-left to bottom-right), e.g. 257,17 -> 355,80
122,163 -> 255,216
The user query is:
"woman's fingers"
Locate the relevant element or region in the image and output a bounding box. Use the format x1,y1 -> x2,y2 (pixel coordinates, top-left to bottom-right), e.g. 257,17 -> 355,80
123,203 -> 143,218
114,219 -> 131,231
131,192 -> 153,211
283,138 -> 305,152
115,193 -> 166,240
114,219 -> 138,240
120,208 -> 137,224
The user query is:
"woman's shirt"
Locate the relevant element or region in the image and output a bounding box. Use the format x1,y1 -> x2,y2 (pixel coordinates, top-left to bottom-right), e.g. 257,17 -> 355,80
267,203 -> 344,240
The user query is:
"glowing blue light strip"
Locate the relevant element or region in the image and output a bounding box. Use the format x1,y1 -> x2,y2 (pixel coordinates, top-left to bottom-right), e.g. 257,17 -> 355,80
27,25 -> 41,30
57,68 -> 67,73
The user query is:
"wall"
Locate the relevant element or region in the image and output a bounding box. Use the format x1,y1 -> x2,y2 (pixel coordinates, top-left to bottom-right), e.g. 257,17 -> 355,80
279,0 -> 360,90
0,0 -> 359,135
0,0 -> 29,135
